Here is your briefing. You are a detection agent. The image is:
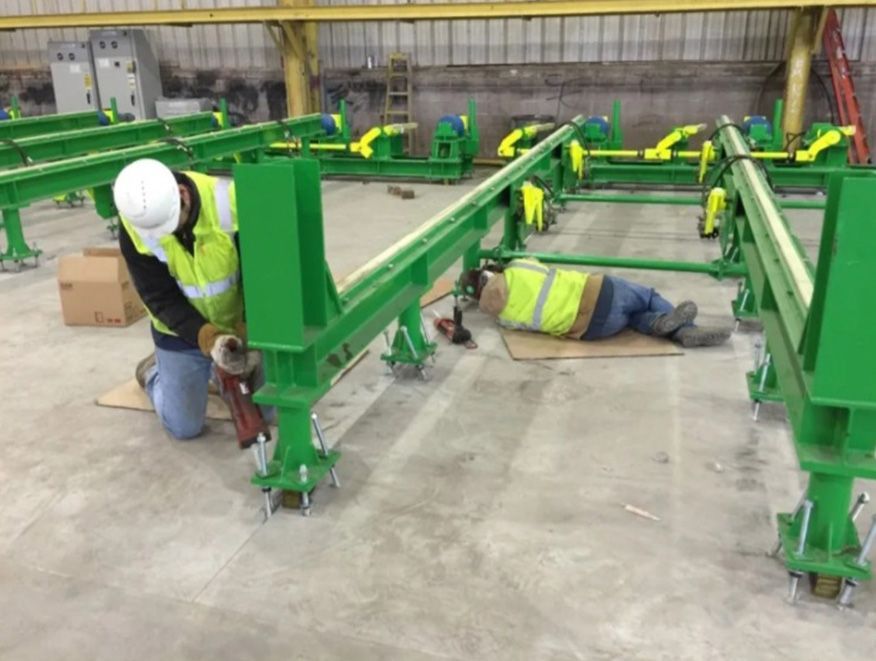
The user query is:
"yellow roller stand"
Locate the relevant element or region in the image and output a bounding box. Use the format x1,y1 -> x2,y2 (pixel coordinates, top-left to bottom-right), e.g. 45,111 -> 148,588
520,182 -> 545,232
794,126 -> 855,163
701,187 -> 726,238
643,123 -> 706,160
497,122 -> 555,158
569,140 -> 587,179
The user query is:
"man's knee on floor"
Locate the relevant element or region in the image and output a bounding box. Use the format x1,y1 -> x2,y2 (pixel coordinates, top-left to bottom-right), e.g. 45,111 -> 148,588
159,414 -> 205,440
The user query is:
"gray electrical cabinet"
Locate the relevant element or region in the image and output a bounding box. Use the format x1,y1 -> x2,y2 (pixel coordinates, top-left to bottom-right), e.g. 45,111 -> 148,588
89,29 -> 162,119
48,41 -> 100,113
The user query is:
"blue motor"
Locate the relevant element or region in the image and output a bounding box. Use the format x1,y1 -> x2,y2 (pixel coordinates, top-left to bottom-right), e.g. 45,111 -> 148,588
320,113 -> 338,136
438,114 -> 465,136
0,108 -> 9,121
584,115 -> 610,137
742,115 -> 772,135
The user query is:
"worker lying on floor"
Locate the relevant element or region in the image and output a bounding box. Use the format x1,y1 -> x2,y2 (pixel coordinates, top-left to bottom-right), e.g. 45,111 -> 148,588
114,158 -> 258,439
462,260 -> 731,347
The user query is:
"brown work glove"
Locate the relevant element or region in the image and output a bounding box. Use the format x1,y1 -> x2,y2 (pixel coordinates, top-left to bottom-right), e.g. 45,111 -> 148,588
198,323 -> 222,356
198,322 -> 249,355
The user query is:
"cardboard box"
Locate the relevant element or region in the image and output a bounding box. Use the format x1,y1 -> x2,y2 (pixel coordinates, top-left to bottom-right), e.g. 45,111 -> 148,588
58,247 -> 146,327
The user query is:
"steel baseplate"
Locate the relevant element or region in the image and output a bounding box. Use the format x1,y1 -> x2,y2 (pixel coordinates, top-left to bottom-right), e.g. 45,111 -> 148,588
777,511 -> 871,583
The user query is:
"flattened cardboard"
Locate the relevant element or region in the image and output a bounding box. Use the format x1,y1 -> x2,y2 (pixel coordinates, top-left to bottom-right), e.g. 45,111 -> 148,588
58,246 -> 145,327
500,328 -> 683,361
96,379 -> 231,420
97,350 -> 370,417
421,278 -> 454,307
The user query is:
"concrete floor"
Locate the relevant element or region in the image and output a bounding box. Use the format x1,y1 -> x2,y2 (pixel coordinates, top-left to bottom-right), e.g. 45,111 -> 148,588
1,177 -> 873,660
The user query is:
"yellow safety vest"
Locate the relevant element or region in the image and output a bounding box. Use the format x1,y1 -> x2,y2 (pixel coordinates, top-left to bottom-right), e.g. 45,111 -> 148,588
499,259 -> 587,335
121,171 -> 243,336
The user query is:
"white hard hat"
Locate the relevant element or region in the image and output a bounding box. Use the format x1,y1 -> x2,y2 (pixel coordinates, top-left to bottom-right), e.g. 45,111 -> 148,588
113,158 -> 181,239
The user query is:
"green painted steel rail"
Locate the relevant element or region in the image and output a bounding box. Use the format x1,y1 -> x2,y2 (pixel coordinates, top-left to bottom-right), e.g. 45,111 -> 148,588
0,112 -> 218,169
0,114 -> 326,265
483,249 -> 745,277
559,192 -> 826,210
0,109 -> 115,140
235,116 -> 583,502
715,115 -> 876,601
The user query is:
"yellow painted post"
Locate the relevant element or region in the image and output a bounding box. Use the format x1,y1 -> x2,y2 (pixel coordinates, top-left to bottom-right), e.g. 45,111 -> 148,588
783,8 -> 820,151
279,0 -> 310,116
304,0 -> 321,113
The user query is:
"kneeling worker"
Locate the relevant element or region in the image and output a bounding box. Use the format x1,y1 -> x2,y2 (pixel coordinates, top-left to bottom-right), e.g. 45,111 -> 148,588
463,260 -> 730,347
114,158 -> 253,439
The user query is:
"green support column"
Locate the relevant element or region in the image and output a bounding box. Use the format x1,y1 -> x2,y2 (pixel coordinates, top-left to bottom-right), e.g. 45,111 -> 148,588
0,208 -> 39,266
382,301 -> 437,374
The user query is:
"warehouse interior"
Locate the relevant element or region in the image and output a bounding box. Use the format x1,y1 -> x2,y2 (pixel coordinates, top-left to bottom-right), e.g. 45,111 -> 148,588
1,2 -> 875,660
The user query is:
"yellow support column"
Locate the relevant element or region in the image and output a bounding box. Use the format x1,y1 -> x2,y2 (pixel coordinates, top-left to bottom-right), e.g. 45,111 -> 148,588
304,5 -> 321,113
279,0 -> 311,116
783,7 -> 821,151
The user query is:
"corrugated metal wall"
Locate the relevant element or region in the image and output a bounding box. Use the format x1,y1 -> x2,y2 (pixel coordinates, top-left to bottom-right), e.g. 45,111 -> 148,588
0,0 -> 873,71
0,0 -> 281,71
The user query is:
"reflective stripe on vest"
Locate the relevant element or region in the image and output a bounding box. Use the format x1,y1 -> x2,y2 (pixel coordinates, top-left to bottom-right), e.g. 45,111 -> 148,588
530,268 -> 557,330
142,234 -> 239,300
214,178 -> 233,232
142,236 -> 169,264
177,271 -> 240,299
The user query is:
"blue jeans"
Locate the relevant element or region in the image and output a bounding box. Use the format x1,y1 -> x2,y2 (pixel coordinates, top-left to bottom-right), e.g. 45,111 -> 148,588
583,275 -> 678,340
144,346 -> 270,440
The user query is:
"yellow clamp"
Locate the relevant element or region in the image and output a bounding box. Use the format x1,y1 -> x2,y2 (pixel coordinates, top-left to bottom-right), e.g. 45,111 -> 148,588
701,187 -> 727,237
644,123 -> 706,161
497,122 -> 555,158
698,140 -> 715,183
353,122 -> 418,159
569,139 -> 586,180
520,182 -> 545,232
794,126 -> 856,163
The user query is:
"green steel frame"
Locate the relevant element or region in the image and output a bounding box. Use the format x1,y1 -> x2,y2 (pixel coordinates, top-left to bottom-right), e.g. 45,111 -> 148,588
235,112 -> 875,604
270,99 -> 480,182
0,108 -> 117,140
572,98 -> 859,191
0,114 -> 327,267
0,112 -> 219,170
236,117 -> 578,507
712,117 -> 876,603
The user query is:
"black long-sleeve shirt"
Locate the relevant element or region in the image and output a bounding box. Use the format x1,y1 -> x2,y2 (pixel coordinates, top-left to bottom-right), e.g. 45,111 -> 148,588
119,172 -> 240,352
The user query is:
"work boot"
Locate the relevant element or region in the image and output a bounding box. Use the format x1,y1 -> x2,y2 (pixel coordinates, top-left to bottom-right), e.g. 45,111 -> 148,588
651,300 -> 698,336
135,352 -> 156,389
673,326 -> 732,348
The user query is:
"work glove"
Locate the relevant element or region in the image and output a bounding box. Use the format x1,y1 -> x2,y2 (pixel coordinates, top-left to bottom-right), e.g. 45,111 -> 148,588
210,335 -> 247,375
243,350 -> 261,377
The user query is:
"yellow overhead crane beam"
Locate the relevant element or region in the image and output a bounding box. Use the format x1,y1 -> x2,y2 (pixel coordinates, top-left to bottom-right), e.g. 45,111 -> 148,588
0,1 -> 871,29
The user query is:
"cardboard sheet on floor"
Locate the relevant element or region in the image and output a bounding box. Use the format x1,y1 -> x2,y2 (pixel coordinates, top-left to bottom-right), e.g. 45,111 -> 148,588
96,348 -> 371,417
500,328 -> 682,360
95,279 -> 451,417
96,379 -> 232,419
421,278 -> 454,307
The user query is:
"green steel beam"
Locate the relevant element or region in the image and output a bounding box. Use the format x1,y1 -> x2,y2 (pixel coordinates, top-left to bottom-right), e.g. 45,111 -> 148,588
483,249 -> 745,277
273,154 -> 471,181
235,117 -> 584,505
0,114 -> 326,265
715,116 -> 876,598
561,192 -> 701,205
0,109 -> 114,140
0,113 -> 218,169
559,192 -> 826,210
585,161 -> 860,190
